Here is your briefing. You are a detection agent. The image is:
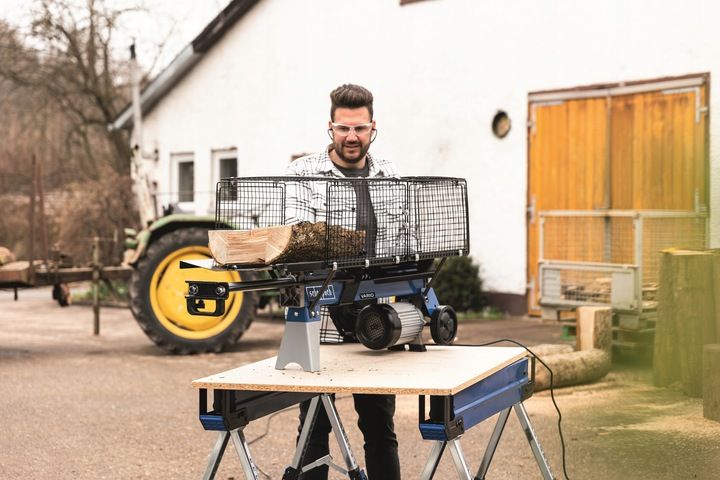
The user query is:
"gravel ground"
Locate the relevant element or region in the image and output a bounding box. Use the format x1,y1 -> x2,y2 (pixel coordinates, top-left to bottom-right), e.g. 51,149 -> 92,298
1,287 -> 719,479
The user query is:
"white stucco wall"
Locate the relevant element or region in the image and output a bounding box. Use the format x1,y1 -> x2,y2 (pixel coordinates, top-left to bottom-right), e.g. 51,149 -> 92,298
141,0 -> 720,295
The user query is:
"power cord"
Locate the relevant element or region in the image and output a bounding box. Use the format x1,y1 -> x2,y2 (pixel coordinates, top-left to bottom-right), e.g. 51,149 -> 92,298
454,338 -> 570,480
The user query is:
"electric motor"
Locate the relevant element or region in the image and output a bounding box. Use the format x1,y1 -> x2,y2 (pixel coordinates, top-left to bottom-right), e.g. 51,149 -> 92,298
355,302 -> 425,350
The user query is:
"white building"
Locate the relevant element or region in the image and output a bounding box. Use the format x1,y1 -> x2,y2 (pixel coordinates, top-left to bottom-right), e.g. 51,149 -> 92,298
112,0 -> 718,314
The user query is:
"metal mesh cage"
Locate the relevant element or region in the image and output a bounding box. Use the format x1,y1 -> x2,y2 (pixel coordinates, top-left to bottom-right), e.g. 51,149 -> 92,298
214,176 -> 469,267
539,210 -> 708,311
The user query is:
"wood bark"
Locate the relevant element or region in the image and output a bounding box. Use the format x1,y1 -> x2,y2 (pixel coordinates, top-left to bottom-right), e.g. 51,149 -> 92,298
654,250 -> 681,387
533,349 -> 611,391
704,344 -> 720,422
526,344 -> 574,357
653,250 -> 716,397
208,222 -> 365,266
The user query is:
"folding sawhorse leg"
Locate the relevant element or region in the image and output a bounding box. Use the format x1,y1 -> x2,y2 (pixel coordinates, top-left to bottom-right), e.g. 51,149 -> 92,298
198,388 -> 318,480
475,402 -> 553,479
203,427 -> 259,480
283,394 -> 367,479
418,357 -> 554,479
198,389 -> 366,479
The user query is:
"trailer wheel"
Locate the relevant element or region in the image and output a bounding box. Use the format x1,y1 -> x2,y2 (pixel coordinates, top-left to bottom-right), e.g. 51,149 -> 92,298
130,227 -> 256,354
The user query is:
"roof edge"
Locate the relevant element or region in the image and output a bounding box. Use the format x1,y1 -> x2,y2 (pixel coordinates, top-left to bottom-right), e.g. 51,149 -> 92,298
110,0 -> 261,131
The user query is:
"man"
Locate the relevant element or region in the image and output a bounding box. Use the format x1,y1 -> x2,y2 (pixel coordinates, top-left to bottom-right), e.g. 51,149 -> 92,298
287,84 -> 401,480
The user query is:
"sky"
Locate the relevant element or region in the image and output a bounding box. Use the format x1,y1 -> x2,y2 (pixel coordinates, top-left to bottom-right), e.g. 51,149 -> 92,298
0,0 -> 232,74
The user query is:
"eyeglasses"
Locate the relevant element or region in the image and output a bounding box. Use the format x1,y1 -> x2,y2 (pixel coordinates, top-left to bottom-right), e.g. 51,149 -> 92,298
330,122 -> 373,136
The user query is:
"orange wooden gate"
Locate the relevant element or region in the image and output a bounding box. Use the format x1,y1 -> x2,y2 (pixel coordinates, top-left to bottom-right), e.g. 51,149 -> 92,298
527,74 -> 709,313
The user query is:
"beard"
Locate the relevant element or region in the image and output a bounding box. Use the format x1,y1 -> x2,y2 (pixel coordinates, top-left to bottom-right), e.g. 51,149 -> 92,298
333,138 -> 370,164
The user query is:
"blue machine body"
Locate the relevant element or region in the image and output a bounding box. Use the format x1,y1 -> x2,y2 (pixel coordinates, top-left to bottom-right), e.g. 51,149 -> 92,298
298,278 -> 439,315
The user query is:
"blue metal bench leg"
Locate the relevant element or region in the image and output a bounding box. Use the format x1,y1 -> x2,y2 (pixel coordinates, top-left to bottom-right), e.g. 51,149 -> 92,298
202,431 -> 230,480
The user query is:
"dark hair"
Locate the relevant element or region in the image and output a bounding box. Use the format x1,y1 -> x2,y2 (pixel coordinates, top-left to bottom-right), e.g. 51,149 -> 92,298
330,84 -> 374,121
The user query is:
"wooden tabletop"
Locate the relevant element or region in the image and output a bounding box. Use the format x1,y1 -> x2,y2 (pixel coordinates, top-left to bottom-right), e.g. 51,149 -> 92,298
192,344 -> 528,395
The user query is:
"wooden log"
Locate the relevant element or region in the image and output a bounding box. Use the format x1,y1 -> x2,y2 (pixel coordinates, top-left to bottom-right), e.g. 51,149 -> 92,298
533,349 -> 611,391
208,222 -> 365,266
654,250 -> 681,387
576,306 -> 612,354
527,344 -> 574,357
704,344 -> 720,422
713,252 -> 720,353
653,249 -> 715,397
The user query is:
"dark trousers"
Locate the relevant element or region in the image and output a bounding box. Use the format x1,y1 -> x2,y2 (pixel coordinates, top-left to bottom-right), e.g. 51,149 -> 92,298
297,394 -> 400,480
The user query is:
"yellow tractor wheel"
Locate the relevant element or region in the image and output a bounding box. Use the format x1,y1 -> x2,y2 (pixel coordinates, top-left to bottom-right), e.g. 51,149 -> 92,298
129,228 -> 256,354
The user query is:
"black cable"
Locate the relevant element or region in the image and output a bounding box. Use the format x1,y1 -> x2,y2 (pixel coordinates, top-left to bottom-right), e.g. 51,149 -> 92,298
454,339 -> 570,480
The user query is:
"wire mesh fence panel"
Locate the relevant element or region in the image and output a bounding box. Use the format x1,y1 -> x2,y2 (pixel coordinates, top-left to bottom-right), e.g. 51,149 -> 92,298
213,176 -> 469,268
539,210 -> 708,312
641,215 -> 708,285
540,215 -> 634,264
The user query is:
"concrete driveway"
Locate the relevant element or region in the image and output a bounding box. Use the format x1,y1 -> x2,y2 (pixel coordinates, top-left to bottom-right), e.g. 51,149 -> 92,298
1,287 -> 718,479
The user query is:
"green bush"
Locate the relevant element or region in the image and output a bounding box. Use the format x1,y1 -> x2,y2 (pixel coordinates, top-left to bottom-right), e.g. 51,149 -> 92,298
432,256 -> 486,312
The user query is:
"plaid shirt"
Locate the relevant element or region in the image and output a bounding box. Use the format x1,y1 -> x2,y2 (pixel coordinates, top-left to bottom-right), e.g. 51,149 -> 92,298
285,147 -> 399,224
286,146 -> 399,343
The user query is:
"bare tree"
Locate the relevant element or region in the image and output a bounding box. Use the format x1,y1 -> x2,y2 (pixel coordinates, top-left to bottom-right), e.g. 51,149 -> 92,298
0,0 -> 142,178
0,1 -> 156,262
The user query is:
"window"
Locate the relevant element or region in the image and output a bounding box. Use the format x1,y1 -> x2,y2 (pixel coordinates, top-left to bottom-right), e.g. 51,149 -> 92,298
492,111 -> 511,139
213,149 -> 238,182
219,156 -> 237,179
213,149 -> 238,202
171,152 -> 195,203
178,160 -> 194,202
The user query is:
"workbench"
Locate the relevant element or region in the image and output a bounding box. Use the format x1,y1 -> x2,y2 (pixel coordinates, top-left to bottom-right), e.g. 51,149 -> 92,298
192,344 -> 554,479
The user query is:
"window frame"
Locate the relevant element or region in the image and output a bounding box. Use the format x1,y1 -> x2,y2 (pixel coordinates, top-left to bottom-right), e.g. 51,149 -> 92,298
170,151 -> 195,207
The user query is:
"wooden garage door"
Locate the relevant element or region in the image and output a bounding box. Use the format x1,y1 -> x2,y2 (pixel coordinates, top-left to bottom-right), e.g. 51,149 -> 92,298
527,75 -> 709,313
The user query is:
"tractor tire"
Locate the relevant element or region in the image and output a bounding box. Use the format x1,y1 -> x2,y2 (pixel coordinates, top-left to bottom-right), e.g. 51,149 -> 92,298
129,227 -> 257,354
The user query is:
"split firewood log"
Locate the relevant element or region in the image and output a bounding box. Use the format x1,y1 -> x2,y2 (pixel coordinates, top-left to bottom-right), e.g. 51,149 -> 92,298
208,222 -> 366,266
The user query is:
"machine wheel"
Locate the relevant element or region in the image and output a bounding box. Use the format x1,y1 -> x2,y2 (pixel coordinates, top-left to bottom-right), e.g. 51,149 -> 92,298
430,305 -> 458,345
130,227 -> 257,354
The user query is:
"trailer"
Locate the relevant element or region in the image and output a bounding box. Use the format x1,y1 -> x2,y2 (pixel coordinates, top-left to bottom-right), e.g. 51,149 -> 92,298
0,239 -> 132,334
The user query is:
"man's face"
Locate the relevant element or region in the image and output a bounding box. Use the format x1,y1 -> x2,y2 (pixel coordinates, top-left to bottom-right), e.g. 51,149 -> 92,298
329,107 -> 375,165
